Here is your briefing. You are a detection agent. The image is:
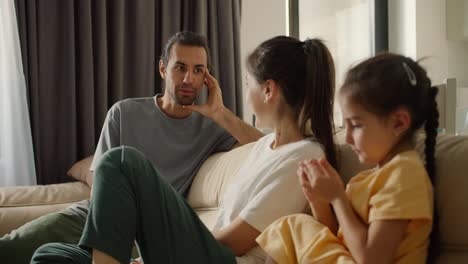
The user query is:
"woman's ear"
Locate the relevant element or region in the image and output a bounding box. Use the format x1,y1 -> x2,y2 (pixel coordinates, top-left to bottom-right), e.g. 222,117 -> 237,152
159,59 -> 166,80
391,108 -> 411,136
263,80 -> 279,104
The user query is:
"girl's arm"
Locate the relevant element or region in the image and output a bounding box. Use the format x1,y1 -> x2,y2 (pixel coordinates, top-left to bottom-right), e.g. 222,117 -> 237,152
331,193 -> 408,264
212,217 -> 260,256
309,200 -> 339,234
304,158 -> 408,264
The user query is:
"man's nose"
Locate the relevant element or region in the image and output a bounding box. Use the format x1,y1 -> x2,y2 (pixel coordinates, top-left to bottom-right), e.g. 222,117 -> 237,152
183,71 -> 193,84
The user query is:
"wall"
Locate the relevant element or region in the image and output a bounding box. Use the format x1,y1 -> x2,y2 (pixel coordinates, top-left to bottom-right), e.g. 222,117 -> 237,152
415,0 -> 449,85
389,0 -> 468,133
388,0 -> 417,58
446,0 -> 468,114
390,0 -> 468,87
240,0 -> 287,124
448,41 -> 468,108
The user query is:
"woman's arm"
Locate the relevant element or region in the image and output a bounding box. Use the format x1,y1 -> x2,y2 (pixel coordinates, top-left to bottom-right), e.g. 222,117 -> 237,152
331,194 -> 408,264
212,217 -> 260,256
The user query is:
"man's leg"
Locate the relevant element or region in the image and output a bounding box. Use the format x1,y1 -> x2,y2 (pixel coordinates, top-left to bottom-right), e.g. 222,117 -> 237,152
32,146 -> 236,264
0,206 -> 86,264
33,243 -> 91,264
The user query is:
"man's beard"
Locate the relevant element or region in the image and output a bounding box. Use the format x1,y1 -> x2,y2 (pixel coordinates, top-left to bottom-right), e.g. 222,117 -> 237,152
170,85 -> 198,106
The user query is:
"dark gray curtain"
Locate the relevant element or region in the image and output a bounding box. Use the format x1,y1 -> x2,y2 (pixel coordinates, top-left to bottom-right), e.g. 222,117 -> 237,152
14,0 -> 242,184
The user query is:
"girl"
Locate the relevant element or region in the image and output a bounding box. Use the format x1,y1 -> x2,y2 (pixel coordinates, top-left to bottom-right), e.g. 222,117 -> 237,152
257,53 -> 438,264
32,36 -> 337,264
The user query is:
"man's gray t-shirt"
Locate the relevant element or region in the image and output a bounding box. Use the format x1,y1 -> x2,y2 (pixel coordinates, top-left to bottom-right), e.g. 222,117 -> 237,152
70,95 -> 236,215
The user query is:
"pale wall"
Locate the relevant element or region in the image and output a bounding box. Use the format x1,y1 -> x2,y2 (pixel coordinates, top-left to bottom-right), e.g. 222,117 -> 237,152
240,0 -> 287,124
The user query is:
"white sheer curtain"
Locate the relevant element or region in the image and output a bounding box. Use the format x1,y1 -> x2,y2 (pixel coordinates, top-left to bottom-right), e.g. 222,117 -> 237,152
0,0 -> 36,186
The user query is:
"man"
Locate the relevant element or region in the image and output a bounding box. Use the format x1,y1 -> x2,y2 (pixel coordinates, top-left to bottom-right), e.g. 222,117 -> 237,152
0,31 -> 263,263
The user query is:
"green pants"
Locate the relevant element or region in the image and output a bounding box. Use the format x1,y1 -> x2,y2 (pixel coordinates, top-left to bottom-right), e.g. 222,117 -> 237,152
32,146 -> 236,264
0,206 -> 86,264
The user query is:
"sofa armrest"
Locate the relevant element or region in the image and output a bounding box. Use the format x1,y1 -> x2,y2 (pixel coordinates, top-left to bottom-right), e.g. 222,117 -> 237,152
0,181 -> 90,207
0,182 -> 90,236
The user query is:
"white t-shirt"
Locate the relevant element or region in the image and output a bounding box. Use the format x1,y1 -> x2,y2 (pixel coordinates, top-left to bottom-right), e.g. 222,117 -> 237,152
213,133 -> 325,263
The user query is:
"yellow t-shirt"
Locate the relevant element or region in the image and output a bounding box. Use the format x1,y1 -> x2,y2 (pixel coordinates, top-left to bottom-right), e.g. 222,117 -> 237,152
256,150 -> 433,264
341,150 -> 433,263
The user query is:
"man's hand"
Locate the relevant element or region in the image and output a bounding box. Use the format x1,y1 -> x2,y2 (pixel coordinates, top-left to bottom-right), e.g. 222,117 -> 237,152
183,70 -> 226,122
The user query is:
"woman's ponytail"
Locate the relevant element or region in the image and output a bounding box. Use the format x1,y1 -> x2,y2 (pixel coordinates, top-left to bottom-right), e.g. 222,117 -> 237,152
302,39 -> 337,168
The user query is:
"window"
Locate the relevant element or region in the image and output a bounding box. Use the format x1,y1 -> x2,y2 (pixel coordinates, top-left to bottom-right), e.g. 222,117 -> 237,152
288,0 -> 388,126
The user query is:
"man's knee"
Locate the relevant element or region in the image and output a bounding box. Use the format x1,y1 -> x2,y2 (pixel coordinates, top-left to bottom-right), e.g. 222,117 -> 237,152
97,146 -> 146,170
31,243 -> 91,264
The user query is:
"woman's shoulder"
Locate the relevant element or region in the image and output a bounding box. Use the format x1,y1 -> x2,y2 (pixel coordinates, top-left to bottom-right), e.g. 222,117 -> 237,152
295,138 -> 325,157
275,137 -> 324,163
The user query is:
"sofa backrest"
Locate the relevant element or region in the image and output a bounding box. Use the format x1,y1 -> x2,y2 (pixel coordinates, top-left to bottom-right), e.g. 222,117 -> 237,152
416,135 -> 468,253
187,142 -> 254,209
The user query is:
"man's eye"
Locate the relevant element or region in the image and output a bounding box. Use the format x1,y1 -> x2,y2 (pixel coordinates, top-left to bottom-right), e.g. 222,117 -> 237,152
194,68 -> 203,74
175,65 -> 184,71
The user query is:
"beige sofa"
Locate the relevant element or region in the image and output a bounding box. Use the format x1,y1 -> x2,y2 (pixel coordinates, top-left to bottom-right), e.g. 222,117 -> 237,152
1,135 -> 467,263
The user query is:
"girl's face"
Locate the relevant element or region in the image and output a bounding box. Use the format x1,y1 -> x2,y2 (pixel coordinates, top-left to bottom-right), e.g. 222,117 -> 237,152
246,73 -> 272,128
339,94 -> 402,166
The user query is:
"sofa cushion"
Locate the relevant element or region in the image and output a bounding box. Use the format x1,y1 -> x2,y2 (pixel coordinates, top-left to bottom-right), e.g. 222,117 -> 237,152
415,135 -> 468,250
187,143 -> 254,209
0,182 -> 90,208
195,209 -> 219,231
67,156 -> 94,187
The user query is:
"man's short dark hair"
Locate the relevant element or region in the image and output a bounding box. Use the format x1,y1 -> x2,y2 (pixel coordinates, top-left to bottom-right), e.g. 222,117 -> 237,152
161,31 -> 210,68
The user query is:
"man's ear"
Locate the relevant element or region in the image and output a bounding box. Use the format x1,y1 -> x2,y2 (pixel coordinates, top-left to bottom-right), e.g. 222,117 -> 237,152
391,108 -> 411,136
263,80 -> 280,104
159,59 -> 166,80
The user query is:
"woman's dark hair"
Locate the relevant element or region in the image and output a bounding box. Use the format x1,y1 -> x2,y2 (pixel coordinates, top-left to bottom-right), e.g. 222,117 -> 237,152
340,53 -> 439,262
246,36 -> 337,168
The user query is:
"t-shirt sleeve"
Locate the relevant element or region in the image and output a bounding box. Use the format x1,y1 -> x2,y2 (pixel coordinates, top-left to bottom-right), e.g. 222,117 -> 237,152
90,104 -> 121,171
214,129 -> 238,152
368,160 -> 433,222
238,159 -> 309,232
